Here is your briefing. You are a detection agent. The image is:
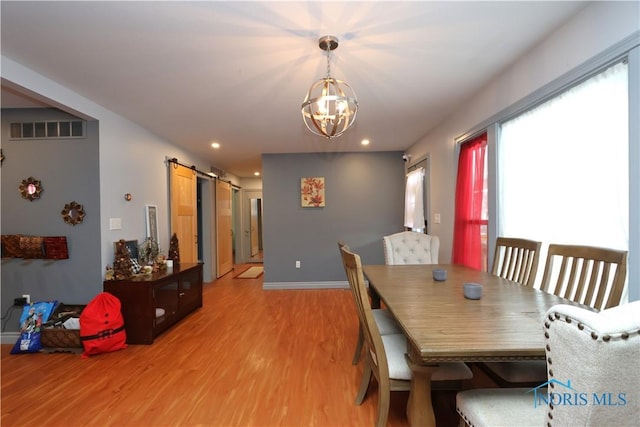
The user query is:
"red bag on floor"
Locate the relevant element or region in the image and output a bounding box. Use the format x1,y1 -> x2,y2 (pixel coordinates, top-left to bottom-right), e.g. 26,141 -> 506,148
80,292 -> 127,358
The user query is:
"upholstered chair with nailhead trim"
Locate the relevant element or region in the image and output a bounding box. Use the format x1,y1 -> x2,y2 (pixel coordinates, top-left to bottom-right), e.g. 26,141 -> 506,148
383,231 -> 439,265
480,244 -> 627,388
456,300 -> 640,427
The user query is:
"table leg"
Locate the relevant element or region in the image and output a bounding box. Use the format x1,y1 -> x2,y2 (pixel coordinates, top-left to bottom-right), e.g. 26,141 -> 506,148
368,287 -> 381,309
405,356 -> 438,427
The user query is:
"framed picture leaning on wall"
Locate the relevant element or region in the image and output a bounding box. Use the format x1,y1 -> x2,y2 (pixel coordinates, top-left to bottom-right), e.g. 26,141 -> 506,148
145,205 -> 158,243
113,239 -> 139,261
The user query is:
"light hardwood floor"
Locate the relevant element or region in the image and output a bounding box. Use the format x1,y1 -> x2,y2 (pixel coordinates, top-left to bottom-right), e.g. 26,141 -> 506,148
1,264 -> 466,427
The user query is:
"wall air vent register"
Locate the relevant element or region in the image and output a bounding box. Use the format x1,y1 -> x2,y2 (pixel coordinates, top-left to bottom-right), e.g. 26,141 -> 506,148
9,120 -> 86,139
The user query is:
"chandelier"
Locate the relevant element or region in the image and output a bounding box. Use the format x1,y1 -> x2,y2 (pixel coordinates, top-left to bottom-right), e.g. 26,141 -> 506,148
301,35 -> 358,139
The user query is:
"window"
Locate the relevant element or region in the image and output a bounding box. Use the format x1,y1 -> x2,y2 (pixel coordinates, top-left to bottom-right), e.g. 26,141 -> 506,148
404,167 -> 425,231
9,120 -> 86,139
498,61 -> 629,289
453,133 -> 488,270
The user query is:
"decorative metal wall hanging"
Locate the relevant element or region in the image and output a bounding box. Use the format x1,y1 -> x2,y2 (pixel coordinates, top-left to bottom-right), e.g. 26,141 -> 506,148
61,201 -> 86,225
19,176 -> 43,201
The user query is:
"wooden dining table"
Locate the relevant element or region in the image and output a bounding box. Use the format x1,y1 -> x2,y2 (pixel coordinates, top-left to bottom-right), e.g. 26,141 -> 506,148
362,263 -> 583,427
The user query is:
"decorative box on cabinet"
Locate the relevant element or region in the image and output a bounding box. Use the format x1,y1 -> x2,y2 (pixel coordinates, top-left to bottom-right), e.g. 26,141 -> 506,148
103,263 -> 203,344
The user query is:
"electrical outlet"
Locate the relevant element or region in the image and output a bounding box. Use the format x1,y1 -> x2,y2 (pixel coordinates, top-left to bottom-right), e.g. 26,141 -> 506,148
295,260 -> 301,269
22,294 -> 31,304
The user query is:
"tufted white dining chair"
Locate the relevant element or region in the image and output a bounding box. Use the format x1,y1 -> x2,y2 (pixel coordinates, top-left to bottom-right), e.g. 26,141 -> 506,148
457,300 -> 640,427
383,231 -> 439,265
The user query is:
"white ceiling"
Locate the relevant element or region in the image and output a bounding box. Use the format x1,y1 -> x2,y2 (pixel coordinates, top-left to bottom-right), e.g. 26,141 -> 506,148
1,1 -> 587,178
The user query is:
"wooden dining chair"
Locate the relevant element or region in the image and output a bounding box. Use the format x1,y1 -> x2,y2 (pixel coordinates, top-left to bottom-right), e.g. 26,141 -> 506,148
382,231 -> 439,265
540,243 -> 627,311
337,241 -> 401,365
340,246 -> 472,427
491,237 -> 541,287
479,237 -> 542,384
457,300 -> 640,427
481,243 -> 628,387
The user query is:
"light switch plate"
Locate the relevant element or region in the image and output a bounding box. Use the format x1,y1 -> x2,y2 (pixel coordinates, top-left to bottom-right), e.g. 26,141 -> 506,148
109,218 -> 122,230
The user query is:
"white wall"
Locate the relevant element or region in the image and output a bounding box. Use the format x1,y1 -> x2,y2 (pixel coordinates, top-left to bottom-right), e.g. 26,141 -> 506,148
407,2 -> 640,264
1,56 -> 213,272
239,177 -> 263,189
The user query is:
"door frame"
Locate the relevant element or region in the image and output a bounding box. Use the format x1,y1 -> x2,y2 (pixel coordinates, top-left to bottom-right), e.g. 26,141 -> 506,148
215,179 -> 234,278
240,188 -> 263,264
198,176 -> 215,282
407,154 -> 431,234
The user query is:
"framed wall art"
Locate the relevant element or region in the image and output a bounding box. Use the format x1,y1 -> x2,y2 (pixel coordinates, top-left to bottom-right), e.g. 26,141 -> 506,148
114,239 -> 139,261
301,177 -> 325,208
145,205 -> 158,243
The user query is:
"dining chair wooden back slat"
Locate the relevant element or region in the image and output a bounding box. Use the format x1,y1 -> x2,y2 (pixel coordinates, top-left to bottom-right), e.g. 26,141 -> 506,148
340,247 -> 385,371
344,250 -> 473,426
491,237 -> 541,287
338,241 -> 403,366
480,240 -> 624,388
540,244 -> 627,311
338,241 -> 364,365
341,246 -> 403,427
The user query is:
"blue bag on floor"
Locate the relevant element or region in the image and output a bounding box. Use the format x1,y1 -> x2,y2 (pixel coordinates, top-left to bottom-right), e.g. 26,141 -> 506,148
10,301 -> 58,354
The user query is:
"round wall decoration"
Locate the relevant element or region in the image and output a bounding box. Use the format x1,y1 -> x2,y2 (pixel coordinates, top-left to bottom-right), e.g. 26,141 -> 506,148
61,201 -> 86,226
19,176 -> 43,201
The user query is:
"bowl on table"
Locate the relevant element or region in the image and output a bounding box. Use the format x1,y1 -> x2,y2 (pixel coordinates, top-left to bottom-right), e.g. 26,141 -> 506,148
432,269 -> 447,281
463,283 -> 482,300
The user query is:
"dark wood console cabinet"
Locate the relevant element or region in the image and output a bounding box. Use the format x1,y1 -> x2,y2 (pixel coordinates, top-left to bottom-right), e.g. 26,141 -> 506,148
104,263 -> 203,344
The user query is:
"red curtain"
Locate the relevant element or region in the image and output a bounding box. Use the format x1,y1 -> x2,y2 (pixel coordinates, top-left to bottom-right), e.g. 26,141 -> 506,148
452,133 -> 487,270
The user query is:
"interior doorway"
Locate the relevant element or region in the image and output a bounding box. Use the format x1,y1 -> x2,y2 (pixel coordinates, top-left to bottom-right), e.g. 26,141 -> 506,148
216,179 -> 234,277
407,155 -> 431,233
243,190 -> 263,263
249,197 -> 263,261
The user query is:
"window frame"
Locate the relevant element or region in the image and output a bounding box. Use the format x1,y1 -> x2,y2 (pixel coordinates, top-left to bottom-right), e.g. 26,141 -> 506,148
455,33 -> 640,300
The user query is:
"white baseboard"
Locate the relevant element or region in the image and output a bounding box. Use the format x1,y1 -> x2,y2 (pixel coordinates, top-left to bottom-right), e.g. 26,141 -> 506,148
1,332 -> 20,345
262,281 -> 349,290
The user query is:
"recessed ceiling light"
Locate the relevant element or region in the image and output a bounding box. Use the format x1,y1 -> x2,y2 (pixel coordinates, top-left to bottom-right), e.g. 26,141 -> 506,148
211,142 -> 220,149
361,139 -> 370,146
254,172 -> 260,176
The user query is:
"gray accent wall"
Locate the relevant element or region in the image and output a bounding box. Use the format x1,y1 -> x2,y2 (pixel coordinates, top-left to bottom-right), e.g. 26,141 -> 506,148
1,108 -> 101,330
262,151 -> 405,288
